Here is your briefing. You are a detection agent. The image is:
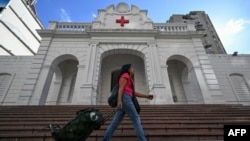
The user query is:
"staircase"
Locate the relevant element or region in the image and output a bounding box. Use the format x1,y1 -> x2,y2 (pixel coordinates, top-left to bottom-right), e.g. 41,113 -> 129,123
0,104 -> 250,141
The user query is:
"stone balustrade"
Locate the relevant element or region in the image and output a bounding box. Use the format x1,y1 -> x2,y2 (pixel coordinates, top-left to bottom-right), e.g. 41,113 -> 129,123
48,21 -> 92,31
153,23 -> 196,32
48,21 -> 196,32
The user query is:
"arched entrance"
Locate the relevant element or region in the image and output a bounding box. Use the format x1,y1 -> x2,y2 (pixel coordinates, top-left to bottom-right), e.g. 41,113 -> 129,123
167,60 -> 187,103
167,55 -> 204,104
40,55 -> 79,105
98,53 -> 148,105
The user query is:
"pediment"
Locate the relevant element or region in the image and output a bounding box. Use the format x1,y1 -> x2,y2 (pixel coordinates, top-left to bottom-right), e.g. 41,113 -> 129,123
92,2 -> 153,29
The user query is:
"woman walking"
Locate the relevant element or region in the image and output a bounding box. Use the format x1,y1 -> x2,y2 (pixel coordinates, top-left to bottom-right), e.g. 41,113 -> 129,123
103,64 -> 154,141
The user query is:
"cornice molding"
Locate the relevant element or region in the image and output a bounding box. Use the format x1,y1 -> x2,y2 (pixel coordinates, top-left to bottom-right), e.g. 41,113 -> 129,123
37,28 -> 205,40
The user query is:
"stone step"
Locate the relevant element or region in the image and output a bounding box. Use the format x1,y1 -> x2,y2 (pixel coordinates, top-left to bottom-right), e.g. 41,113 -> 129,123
0,104 -> 250,141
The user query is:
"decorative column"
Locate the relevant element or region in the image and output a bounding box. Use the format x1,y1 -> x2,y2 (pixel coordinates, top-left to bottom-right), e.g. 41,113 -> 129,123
44,67 -> 61,105
78,43 -> 98,105
147,43 -> 168,104
46,81 -> 61,105
148,42 -> 161,84
161,65 -> 174,104
72,65 -> 87,104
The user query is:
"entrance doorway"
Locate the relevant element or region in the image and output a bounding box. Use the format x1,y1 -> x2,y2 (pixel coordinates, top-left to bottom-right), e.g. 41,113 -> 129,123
167,55 -> 203,104
98,54 -> 148,105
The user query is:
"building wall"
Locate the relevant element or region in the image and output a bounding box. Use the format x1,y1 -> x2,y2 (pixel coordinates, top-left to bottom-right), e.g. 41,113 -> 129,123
26,36 -> 90,105
0,56 -> 33,105
0,35 -> 240,106
209,54 -> 250,105
169,11 -> 226,54
0,2 -> 249,106
0,0 -> 42,55
156,37 -> 224,104
0,29 -> 232,105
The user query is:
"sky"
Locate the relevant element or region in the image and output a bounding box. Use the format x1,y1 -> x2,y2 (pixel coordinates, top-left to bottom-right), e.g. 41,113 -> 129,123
35,0 -> 250,54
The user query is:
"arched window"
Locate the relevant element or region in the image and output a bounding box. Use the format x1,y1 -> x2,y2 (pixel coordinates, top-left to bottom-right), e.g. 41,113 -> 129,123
230,74 -> 250,101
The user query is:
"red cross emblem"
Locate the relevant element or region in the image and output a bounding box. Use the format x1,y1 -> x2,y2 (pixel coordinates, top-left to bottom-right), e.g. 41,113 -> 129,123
116,16 -> 129,27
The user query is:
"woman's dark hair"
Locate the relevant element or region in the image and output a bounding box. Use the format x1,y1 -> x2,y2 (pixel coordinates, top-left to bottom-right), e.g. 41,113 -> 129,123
117,64 -> 131,83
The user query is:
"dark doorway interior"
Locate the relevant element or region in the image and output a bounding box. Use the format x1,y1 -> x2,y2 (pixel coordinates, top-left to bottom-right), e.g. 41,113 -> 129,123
111,70 -> 120,90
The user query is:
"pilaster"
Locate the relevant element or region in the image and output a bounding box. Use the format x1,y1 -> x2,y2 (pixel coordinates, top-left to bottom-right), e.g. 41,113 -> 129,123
147,42 -> 169,104
147,42 -> 162,84
161,65 -> 174,104
79,42 -> 99,104
192,38 -> 225,104
17,37 -> 52,105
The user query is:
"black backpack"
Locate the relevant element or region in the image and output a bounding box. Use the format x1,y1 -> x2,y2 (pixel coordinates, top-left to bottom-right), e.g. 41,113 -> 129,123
50,108 -> 104,141
108,84 -> 119,107
107,82 -> 140,113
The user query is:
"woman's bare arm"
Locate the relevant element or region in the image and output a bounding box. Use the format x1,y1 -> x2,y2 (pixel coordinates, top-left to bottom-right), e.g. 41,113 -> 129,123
135,92 -> 154,100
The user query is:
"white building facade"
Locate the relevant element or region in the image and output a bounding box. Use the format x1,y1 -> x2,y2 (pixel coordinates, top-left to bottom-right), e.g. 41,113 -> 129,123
0,3 -> 250,105
0,0 -> 42,55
